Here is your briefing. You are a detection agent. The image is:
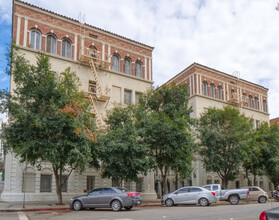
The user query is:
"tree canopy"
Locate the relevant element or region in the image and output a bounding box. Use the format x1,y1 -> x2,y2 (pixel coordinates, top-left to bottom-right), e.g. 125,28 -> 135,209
1,47 -> 97,203
198,106 -> 252,188
136,84 -> 196,195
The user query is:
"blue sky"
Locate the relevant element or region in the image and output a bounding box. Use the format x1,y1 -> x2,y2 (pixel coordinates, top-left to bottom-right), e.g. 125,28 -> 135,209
0,0 -> 279,119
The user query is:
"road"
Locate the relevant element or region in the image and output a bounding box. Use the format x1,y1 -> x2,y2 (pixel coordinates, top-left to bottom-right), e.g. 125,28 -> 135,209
1,202 -> 279,220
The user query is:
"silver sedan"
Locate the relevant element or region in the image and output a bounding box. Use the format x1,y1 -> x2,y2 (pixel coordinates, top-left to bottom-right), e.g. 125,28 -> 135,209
70,187 -> 142,211
162,186 -> 217,206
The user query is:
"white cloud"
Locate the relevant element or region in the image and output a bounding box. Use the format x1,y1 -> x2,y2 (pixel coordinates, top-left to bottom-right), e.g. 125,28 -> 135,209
0,0 -> 12,24
1,0 -> 279,119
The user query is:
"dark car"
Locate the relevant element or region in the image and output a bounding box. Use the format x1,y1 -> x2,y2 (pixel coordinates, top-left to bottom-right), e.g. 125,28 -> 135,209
259,207 -> 279,220
70,187 -> 142,211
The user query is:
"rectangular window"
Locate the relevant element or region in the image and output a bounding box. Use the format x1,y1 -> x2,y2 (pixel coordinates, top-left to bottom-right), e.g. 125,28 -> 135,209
22,173 -> 36,193
40,175 -> 52,192
136,177 -> 144,192
214,180 -> 220,184
124,90 -> 132,105
206,179 -> 212,184
235,181 -> 240,189
61,175 -> 68,192
87,176 -> 95,191
124,180 -> 132,190
89,80 -> 97,94
251,119 -> 255,129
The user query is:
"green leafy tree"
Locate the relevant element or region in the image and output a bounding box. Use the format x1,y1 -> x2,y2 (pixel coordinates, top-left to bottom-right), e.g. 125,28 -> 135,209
1,46 -> 97,204
198,106 -> 252,188
136,84 -> 195,195
97,105 -> 150,186
253,122 -> 279,188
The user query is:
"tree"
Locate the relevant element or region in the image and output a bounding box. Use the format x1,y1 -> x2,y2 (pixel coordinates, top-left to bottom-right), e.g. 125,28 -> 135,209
97,105 -> 150,186
253,122 -> 279,188
1,46 -> 97,204
136,83 -> 196,195
198,106 -> 252,188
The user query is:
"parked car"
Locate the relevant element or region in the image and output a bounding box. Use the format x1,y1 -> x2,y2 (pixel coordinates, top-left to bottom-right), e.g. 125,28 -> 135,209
203,184 -> 249,205
70,187 -> 142,211
242,186 -> 268,203
259,207 -> 279,220
161,186 -> 217,207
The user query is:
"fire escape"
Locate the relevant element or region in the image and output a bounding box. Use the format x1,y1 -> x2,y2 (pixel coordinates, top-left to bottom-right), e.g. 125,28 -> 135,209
79,47 -> 111,129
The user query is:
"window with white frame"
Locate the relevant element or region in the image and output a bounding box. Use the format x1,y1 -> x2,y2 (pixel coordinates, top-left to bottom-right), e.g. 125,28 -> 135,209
135,60 -> 143,78
22,173 -> 36,193
217,86 -> 222,100
89,45 -> 97,61
210,84 -> 215,98
124,57 -> 132,75
89,80 -> 97,95
263,100 -> 267,112
254,97 -> 258,110
112,54 -> 120,72
40,174 -> 52,192
186,84 -> 190,96
61,39 -> 72,59
87,176 -> 95,191
46,34 -> 57,54
30,29 -> 41,50
202,81 -> 208,96
249,95 -> 253,108
251,119 -> 255,129
124,90 -> 132,105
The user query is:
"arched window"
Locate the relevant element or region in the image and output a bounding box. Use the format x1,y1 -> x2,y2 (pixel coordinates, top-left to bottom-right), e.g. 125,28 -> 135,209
61,38 -> 72,58
217,86 -> 222,100
231,89 -> 235,99
254,97 -> 258,110
202,81 -> 208,96
30,29 -> 41,50
263,100 -> 267,112
124,57 -> 132,75
135,60 -> 143,77
46,34 -> 57,54
249,95 -> 253,108
210,84 -> 215,98
89,45 -> 97,60
112,53 -> 120,72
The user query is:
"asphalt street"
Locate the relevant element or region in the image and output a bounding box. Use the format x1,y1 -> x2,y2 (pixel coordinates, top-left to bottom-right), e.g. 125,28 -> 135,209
2,201 -> 279,220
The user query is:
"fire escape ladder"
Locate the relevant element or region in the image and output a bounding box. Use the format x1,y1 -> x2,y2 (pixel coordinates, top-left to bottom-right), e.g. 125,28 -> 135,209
89,59 -> 102,97
89,93 -> 103,128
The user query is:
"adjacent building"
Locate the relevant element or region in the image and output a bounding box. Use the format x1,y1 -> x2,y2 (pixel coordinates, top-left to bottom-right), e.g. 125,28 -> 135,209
165,63 -> 270,192
2,0 -> 156,202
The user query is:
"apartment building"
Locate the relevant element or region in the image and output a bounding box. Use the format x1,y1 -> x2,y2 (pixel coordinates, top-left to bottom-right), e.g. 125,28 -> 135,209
1,0 -> 156,202
166,63 -> 271,191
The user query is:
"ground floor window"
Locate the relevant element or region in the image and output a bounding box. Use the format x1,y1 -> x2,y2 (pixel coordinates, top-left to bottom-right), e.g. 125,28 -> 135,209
136,177 -> 144,192
61,175 -> 68,192
22,173 -> 36,192
87,176 -> 95,191
40,174 -> 52,192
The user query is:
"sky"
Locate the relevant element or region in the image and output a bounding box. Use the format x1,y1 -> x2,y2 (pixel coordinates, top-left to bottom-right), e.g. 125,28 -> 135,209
0,0 -> 279,119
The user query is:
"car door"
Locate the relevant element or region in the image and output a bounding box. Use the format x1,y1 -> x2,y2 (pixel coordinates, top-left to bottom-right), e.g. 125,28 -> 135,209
251,187 -> 260,201
98,188 -> 116,207
83,188 -> 102,208
188,187 -> 203,204
173,187 -> 189,204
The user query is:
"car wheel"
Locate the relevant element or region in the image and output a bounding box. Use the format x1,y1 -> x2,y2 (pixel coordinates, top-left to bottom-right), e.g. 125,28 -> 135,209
229,195 -> 239,205
111,200 -> 122,211
73,200 -> 82,211
165,198 -> 174,207
258,196 -> 267,203
199,198 -> 209,206
124,206 -> 133,210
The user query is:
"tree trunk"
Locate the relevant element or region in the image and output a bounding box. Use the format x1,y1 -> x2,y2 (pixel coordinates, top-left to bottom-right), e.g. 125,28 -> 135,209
53,166 -> 63,204
221,178 -> 228,189
175,171 -> 178,190
253,174 -> 257,186
161,167 -> 167,195
245,169 -> 252,186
